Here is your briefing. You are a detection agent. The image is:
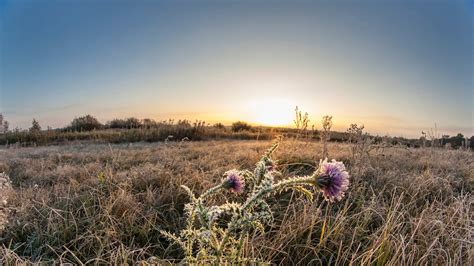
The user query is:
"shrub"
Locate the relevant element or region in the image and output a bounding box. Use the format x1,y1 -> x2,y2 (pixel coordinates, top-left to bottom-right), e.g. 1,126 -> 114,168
231,121 -> 252,132
142,118 -> 157,129
107,118 -> 128,129
126,117 -> 142,129
69,115 -> 103,131
213,123 -> 225,130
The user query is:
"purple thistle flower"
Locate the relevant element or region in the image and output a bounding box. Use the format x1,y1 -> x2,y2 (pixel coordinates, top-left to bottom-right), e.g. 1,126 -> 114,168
223,170 -> 245,194
316,159 -> 350,202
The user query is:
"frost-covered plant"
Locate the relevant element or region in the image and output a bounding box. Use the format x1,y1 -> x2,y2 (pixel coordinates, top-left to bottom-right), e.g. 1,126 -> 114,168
346,124 -> 372,161
293,106 -> 310,140
321,115 -> 333,158
161,139 -> 350,263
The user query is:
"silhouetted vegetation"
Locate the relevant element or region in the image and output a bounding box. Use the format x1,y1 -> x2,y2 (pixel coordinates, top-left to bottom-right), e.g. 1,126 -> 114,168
69,115 -> 103,131
0,113 -> 472,150
440,133 -> 471,149
231,121 -> 252,132
213,122 -> 225,129
29,119 -> 41,133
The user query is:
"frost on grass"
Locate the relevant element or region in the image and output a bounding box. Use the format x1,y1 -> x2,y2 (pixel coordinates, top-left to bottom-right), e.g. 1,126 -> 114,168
161,138 -> 350,263
0,173 -> 12,231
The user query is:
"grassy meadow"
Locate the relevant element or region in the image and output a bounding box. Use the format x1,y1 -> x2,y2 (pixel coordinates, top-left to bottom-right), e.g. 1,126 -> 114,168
0,139 -> 472,264
2,1 -> 472,264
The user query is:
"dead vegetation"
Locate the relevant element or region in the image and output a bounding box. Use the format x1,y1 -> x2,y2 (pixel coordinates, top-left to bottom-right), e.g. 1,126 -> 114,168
0,140 -> 472,264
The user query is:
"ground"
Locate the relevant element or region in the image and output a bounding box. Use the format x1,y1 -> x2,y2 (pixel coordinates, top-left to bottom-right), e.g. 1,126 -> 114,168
0,140 -> 472,264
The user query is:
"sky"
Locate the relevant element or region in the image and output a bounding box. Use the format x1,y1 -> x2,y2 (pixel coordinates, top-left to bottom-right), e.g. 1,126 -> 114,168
0,0 -> 473,138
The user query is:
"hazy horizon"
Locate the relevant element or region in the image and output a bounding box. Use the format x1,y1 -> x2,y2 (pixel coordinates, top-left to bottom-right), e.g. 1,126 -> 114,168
1,0 -> 473,138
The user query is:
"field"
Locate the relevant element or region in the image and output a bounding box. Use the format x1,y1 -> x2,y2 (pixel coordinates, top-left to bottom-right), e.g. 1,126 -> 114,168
0,139 -> 472,264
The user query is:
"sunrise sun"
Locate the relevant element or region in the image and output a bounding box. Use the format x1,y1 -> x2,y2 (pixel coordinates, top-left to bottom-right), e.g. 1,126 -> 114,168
248,98 -> 295,126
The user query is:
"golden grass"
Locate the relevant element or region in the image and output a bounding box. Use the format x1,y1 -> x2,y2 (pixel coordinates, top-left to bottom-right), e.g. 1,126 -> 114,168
0,140 -> 472,264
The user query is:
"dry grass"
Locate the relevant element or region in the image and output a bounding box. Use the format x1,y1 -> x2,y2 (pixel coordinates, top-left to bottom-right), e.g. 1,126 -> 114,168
0,140 -> 472,264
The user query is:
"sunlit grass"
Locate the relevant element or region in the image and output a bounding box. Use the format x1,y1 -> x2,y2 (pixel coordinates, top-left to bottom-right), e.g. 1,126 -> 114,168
0,140 -> 471,264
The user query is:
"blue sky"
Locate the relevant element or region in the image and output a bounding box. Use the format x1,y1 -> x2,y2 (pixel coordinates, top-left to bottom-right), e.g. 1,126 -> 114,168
1,0 -> 472,137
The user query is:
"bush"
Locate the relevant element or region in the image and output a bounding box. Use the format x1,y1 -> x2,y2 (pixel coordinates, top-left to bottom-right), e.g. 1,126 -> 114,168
69,115 -> 103,132
213,123 -> 225,130
108,119 -> 127,129
231,121 -> 252,132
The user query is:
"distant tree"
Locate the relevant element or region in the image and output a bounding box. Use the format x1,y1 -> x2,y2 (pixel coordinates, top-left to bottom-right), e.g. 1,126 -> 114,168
440,133 -> 466,149
0,113 -> 8,134
0,114 -> 3,134
3,120 -> 9,133
231,121 -> 252,132
70,115 -> 102,131
30,119 -> 41,133
450,133 -> 464,149
440,135 -> 450,146
126,117 -> 141,129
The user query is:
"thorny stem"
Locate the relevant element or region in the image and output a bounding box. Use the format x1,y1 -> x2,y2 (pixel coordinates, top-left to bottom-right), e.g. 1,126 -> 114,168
187,184 -> 224,230
247,175 -> 319,211
185,183 -> 224,257
199,183 -> 224,200
217,174 -> 319,260
235,231 -> 248,260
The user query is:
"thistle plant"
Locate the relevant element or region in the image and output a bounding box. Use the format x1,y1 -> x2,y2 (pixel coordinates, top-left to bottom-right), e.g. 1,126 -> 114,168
161,138 -> 350,263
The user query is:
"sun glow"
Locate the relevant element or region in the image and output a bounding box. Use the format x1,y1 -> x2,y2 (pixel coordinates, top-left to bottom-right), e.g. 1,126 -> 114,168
248,98 -> 295,126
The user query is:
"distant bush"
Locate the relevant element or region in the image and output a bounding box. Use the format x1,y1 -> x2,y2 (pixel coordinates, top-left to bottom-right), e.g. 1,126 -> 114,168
107,117 -> 142,129
440,133 -> 469,149
107,118 -> 127,129
0,113 -> 471,150
231,121 -> 252,132
126,117 -> 141,128
213,122 -> 225,130
69,115 -> 103,131
142,118 -> 157,129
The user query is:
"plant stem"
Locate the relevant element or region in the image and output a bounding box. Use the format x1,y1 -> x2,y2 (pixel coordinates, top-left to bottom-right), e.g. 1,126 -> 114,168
216,174 -> 318,260
199,183 -> 224,201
